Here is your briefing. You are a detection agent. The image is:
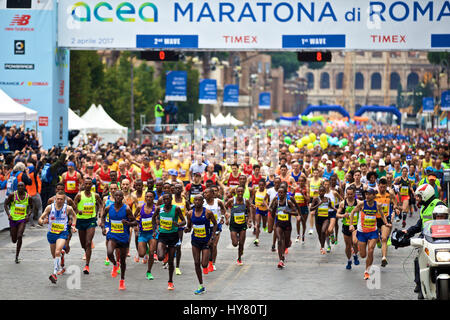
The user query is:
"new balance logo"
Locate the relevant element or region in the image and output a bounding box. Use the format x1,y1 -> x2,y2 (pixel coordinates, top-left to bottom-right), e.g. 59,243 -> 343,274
10,15 -> 31,26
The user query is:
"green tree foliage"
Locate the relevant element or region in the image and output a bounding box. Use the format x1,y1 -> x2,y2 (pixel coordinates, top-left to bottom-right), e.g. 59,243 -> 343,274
69,51 -> 104,113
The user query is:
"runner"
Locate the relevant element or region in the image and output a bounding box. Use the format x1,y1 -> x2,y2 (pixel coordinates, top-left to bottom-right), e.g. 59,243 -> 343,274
310,186 -> 335,254
293,175 -> 310,244
185,172 -> 205,204
376,177 -> 399,267
225,186 -> 251,265
132,179 -> 146,263
251,179 -> 270,246
73,176 -> 103,274
153,193 -> 185,290
62,161 -> 83,200
47,182 -> 77,270
101,182 -> 120,266
205,186 -> 225,271
394,167 -> 414,228
349,189 -> 391,280
121,178 -> 138,257
336,186 -> 360,269
135,191 -> 157,280
184,194 -> 217,294
308,168 -> 322,235
4,182 -> 32,263
38,192 -> 77,284
172,182 -> 190,275
101,190 -> 137,290
268,186 -> 298,268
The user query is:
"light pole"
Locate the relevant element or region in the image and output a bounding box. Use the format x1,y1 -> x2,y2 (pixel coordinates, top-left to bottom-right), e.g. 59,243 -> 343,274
130,55 -> 135,141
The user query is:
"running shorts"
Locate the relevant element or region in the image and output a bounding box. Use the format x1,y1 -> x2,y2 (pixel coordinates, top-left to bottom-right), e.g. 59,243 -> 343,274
256,208 -> 268,216
329,211 -> 337,219
158,232 -> 179,247
315,215 -> 330,226
356,230 -> 378,243
107,237 -> 129,249
299,206 -> 309,215
138,231 -> 154,243
9,219 -> 26,228
376,216 -> 392,229
191,239 -> 210,250
342,225 -> 356,237
76,217 -> 97,231
400,195 -> 410,202
230,222 -> 247,233
47,231 -> 69,244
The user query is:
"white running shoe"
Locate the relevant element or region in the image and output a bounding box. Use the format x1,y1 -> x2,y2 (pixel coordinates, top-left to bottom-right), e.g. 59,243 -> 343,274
308,229 -> 313,235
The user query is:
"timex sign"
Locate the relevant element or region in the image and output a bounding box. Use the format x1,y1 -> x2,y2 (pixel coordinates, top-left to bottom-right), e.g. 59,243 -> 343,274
14,40 -> 25,54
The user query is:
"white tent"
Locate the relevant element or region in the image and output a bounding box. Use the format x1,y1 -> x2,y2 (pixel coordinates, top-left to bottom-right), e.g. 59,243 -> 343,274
212,113 -> 228,126
0,89 -> 38,121
226,113 -> 244,126
69,108 -> 95,131
81,104 -> 128,143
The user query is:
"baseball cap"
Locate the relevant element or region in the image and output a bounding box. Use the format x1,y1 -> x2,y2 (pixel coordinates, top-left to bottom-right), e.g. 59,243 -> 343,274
351,154 -> 357,158
359,152 -> 365,157
406,155 -> 412,161
322,154 -> 328,160
379,159 -> 385,166
168,169 -> 178,176
426,166 -> 434,173
326,160 -> 332,165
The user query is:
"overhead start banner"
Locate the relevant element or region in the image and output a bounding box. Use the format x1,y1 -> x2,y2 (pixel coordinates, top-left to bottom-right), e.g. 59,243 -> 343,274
259,92 -> 271,110
165,70 -> 187,101
422,97 -> 434,113
223,84 -> 239,107
58,0 -> 450,50
199,79 -> 217,104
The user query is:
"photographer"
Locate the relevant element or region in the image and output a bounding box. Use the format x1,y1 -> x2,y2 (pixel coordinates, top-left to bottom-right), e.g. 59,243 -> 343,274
39,147 -> 67,207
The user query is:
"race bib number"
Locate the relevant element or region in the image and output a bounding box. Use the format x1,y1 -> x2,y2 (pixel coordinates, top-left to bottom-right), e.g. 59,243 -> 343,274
210,212 -> 219,227
363,215 -> 376,228
382,204 -> 389,216
193,224 -> 206,238
295,193 -> 304,204
318,206 -> 328,217
51,223 -> 65,234
141,218 -> 153,232
255,195 -> 264,206
111,220 -> 124,233
15,204 -> 26,216
67,181 -> 76,191
233,212 -> 245,224
82,203 -> 94,216
277,212 -> 289,221
400,186 -> 409,196
160,216 -> 173,230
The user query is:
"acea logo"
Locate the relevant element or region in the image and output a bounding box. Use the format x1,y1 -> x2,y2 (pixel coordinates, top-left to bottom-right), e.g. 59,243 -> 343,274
71,1 -> 158,22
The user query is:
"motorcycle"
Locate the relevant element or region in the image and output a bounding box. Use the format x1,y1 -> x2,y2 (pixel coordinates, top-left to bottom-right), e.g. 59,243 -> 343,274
410,220 -> 450,300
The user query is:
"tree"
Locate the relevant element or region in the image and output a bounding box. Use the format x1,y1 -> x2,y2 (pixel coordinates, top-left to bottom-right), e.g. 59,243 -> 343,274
69,51 -> 104,113
427,52 -> 450,89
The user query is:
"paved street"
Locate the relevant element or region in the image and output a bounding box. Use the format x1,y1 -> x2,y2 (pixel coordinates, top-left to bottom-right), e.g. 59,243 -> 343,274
0,217 -> 417,300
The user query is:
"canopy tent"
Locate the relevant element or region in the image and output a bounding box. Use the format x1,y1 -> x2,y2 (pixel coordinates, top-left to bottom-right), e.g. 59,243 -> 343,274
213,113 -> 228,126
81,104 -> 128,143
355,105 -> 401,124
0,89 -> 38,121
68,108 -> 95,131
225,113 -> 244,126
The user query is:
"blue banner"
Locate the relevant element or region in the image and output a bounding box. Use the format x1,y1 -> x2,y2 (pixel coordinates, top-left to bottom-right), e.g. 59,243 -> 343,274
422,97 -> 434,113
258,92 -> 271,110
199,79 -> 217,104
136,35 -> 199,49
223,84 -> 239,107
282,34 -> 346,48
165,71 -> 187,102
442,90 -> 450,111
